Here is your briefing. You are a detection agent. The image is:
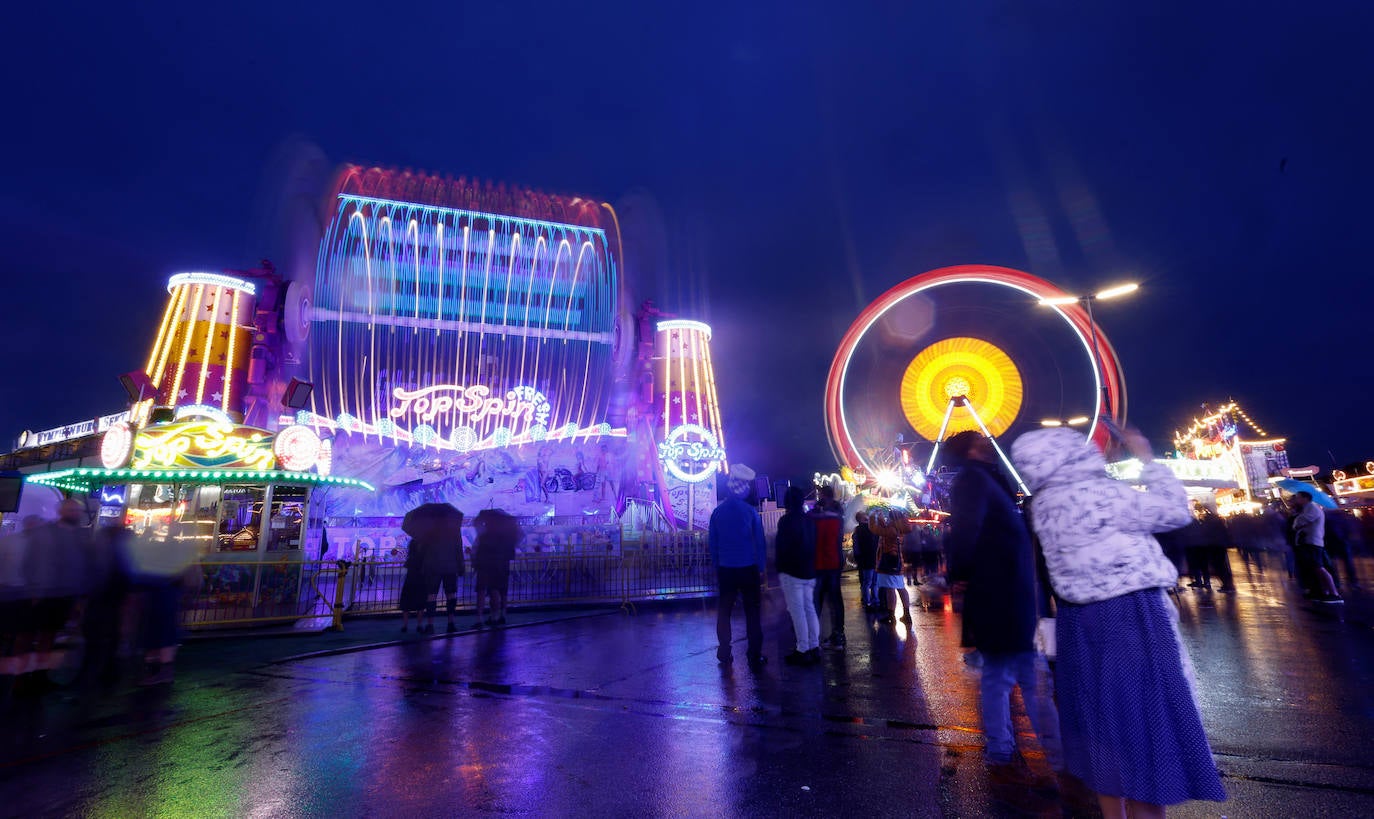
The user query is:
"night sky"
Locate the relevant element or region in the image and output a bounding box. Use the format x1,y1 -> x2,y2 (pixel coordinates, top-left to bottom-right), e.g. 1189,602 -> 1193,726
4,2 -> 1372,480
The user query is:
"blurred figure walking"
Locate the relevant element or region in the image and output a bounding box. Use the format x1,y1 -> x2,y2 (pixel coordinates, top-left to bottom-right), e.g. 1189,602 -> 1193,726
945,431 -> 1062,778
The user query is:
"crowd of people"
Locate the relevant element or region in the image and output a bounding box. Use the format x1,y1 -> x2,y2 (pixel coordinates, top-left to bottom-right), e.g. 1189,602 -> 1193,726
0,499 -> 198,696
711,425 -> 1259,817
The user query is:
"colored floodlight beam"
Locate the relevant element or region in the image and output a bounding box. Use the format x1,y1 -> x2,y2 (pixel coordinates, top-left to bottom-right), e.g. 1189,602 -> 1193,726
167,272 -> 257,296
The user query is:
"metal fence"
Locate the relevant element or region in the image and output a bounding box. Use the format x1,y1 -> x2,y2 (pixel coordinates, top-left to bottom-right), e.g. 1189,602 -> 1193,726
180,530 -> 714,631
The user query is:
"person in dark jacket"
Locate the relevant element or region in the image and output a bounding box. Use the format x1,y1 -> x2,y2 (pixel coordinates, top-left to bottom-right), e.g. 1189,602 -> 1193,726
1198,508 -> 1235,593
423,508 -> 466,632
775,486 -> 820,665
851,510 -> 879,611
944,430 -> 1062,774
810,485 -> 846,650
709,464 -> 767,669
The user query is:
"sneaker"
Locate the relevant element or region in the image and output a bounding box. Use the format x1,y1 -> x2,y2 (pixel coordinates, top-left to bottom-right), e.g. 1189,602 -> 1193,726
717,647 -> 733,665
1316,595 -> 1345,604
804,648 -> 822,664
821,635 -> 846,650
747,655 -> 768,671
1217,586 -> 1237,594
783,650 -> 809,666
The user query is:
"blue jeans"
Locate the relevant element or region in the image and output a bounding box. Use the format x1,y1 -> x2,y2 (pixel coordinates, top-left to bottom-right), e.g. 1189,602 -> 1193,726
858,569 -> 878,607
979,651 -> 1063,769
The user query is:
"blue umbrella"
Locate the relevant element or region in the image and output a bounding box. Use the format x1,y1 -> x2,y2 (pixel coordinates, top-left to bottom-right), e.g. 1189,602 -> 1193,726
1274,478 -> 1338,509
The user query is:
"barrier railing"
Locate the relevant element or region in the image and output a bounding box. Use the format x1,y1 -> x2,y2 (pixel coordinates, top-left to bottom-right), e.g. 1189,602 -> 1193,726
180,531 -> 715,630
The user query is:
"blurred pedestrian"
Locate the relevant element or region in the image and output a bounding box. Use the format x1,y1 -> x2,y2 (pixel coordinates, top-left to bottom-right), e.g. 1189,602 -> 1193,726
1012,426 -> 1226,815
709,463 -> 766,669
945,430 -> 1062,779
1198,508 -> 1235,593
1325,510 -> 1359,590
1183,506 -> 1211,591
774,486 -> 819,665
870,509 -> 913,625
21,499 -> 94,686
474,509 -> 519,627
124,526 -> 200,686
851,509 -> 879,611
810,485 -> 846,650
0,515 -> 42,692
80,524 -> 132,688
1290,492 -> 1341,603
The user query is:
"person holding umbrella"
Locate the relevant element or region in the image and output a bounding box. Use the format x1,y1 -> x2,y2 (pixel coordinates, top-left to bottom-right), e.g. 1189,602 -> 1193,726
399,503 -> 451,633
1290,491 -> 1342,603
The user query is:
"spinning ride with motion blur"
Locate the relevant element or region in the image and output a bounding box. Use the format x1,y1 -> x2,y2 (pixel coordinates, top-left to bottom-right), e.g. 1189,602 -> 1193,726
8,164 -> 731,555
823,265 -> 1128,508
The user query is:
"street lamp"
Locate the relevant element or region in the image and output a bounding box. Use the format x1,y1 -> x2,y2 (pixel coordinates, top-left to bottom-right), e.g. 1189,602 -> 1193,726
1038,282 -> 1138,418
1040,416 -> 1089,428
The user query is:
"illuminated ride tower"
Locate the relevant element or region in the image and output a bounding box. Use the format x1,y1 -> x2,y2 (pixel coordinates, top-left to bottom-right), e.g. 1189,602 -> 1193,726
654,319 -> 728,529
138,269 -> 284,424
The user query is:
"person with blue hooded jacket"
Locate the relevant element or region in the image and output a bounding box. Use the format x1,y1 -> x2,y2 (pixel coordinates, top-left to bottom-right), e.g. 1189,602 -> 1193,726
709,463 -> 766,669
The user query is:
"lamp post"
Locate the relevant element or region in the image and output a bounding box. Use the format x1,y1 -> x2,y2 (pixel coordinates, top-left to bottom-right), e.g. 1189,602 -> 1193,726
1038,282 -> 1138,419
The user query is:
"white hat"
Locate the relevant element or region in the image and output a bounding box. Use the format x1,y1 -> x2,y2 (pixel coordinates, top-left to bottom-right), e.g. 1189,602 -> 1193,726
729,463 -> 756,482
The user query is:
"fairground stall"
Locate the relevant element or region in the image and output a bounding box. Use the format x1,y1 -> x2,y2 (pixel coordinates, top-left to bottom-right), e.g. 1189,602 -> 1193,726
25,408 -> 374,627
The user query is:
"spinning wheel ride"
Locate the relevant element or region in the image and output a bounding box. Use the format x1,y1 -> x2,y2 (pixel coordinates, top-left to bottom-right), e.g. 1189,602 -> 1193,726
825,265 -> 1127,492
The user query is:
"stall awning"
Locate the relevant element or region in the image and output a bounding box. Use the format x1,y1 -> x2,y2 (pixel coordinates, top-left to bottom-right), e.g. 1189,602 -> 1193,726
25,466 -> 374,494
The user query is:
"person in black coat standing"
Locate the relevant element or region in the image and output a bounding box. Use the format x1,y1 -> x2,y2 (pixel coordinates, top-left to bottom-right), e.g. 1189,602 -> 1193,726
944,430 -> 1063,776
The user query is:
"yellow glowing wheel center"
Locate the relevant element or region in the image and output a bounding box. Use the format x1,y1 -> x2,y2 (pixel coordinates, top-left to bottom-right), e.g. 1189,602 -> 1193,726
901,337 -> 1023,440
944,376 -> 971,399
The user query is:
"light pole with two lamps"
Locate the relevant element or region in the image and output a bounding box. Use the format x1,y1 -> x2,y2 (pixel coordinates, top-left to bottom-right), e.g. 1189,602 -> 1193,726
1037,282 -> 1138,419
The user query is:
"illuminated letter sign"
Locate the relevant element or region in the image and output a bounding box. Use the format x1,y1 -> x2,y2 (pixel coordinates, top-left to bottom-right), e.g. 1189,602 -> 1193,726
388,384 -> 552,438
658,424 -> 726,483
131,421 -> 277,471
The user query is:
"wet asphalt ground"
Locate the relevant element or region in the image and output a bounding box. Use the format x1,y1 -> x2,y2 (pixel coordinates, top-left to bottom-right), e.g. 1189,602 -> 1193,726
2,555 -> 1373,818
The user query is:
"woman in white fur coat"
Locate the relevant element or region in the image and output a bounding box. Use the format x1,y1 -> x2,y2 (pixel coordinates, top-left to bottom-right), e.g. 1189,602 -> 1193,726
1010,426 -> 1225,819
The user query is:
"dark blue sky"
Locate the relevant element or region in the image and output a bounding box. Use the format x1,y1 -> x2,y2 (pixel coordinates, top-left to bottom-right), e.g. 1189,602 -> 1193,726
3,2 -> 1372,478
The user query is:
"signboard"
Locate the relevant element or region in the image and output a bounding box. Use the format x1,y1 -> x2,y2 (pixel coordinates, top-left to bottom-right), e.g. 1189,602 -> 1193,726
658,424 -> 726,483
131,421 -> 276,471
388,384 -> 552,446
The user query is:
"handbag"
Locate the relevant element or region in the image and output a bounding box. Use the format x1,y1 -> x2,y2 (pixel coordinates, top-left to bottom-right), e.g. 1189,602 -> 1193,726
1034,617 -> 1056,660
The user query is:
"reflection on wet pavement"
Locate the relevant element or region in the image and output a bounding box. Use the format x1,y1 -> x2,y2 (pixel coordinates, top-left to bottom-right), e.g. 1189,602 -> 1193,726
3,556 -> 1374,817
